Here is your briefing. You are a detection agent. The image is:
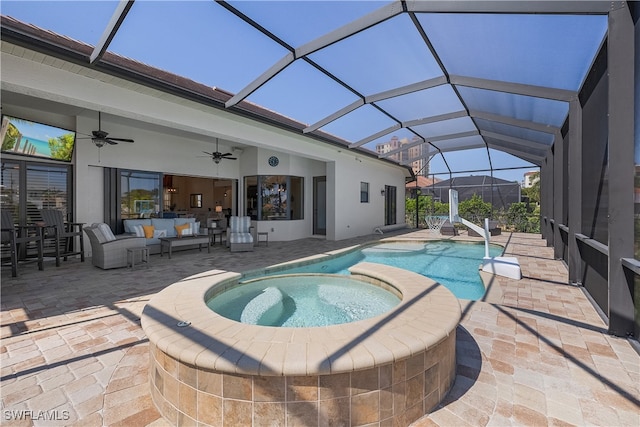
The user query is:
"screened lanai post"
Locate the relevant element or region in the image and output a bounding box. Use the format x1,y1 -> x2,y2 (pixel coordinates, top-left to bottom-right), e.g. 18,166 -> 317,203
552,133 -> 565,260
415,187 -> 420,229
540,152 -> 553,245
484,146 -> 494,220
607,3 -> 635,337
568,98 -> 583,285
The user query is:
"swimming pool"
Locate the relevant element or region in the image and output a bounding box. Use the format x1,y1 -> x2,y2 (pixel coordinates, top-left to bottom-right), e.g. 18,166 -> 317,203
248,240 -> 503,300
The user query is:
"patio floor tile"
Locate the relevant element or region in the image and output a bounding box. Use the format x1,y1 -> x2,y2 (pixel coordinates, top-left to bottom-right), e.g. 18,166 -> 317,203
1,230 -> 638,426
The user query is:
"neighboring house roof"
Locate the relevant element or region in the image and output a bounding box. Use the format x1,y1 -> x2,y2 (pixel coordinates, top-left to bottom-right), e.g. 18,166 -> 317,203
430,175 -> 518,188
405,176 -> 441,190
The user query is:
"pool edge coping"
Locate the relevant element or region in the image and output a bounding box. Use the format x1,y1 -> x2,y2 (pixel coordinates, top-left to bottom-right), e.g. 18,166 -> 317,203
141,262 -> 461,376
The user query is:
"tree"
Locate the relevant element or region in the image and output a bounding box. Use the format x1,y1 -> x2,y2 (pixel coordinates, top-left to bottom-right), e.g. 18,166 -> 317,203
405,195 -> 449,228
458,194 -> 492,224
2,122 -> 20,151
503,202 -> 541,233
48,133 -> 75,161
522,171 -> 540,204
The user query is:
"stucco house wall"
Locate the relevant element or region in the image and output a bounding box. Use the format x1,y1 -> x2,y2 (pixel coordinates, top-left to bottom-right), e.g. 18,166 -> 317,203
1,46 -> 408,250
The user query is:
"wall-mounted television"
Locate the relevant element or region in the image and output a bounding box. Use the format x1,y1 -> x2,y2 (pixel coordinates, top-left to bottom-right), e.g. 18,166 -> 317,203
1,115 -> 76,162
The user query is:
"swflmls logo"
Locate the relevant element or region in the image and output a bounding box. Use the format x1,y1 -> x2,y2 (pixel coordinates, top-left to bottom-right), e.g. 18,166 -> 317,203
3,410 -> 71,421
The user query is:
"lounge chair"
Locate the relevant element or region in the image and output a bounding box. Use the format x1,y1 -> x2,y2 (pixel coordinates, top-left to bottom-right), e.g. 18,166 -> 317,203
1,210 -> 44,277
227,216 -> 254,252
84,223 -> 146,269
439,219 -> 458,236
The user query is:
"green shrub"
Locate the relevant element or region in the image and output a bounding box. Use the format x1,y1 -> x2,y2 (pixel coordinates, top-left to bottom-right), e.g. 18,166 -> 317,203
458,194 -> 492,225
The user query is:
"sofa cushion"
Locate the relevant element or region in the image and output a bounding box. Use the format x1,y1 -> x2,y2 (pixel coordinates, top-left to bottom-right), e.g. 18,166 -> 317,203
150,219 -> 176,237
90,224 -> 108,244
131,224 -> 145,237
230,232 -> 253,244
191,221 -> 201,235
174,218 -> 196,226
97,223 -> 116,242
123,219 -> 152,233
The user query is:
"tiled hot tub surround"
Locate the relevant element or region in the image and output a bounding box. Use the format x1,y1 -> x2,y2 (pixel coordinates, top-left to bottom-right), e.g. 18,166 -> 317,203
142,262 -> 462,426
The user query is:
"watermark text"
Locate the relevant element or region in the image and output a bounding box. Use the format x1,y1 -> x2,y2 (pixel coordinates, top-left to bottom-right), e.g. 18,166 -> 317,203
3,409 -> 71,421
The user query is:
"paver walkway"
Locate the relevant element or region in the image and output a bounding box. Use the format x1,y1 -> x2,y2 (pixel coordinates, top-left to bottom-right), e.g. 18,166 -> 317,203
1,230 -> 638,426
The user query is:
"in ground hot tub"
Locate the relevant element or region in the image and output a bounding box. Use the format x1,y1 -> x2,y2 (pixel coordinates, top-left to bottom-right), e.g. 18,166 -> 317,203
142,262 -> 461,426
207,274 -> 401,327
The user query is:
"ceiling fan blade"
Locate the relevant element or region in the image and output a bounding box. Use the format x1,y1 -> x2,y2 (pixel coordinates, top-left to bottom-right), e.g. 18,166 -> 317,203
219,152 -> 233,157
106,137 -> 134,143
202,151 -> 214,155
224,157 -> 237,160
105,139 -> 118,145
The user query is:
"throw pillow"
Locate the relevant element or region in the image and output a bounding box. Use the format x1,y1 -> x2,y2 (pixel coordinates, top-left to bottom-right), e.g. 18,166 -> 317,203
131,224 -> 145,237
191,221 -> 201,235
153,229 -> 167,238
142,225 -> 155,239
97,223 -> 116,242
91,226 -> 108,244
175,223 -> 190,236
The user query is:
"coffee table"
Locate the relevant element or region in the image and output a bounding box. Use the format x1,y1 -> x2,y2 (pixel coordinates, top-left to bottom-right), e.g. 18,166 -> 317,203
159,235 -> 212,259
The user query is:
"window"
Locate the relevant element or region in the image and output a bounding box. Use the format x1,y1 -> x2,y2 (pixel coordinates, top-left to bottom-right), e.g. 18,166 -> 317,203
244,175 -> 304,220
27,164 -> 69,223
120,170 -> 160,219
1,161 -> 20,220
360,182 -> 369,203
190,193 -> 202,208
1,160 -> 72,225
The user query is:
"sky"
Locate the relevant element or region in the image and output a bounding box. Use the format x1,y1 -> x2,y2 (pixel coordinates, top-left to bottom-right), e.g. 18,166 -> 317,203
1,1 -> 609,183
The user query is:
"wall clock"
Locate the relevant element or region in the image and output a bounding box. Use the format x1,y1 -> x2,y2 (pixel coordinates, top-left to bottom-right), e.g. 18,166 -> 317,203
268,156 -> 279,167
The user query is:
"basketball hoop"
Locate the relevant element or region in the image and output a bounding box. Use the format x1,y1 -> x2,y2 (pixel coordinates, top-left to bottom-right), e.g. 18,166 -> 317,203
424,215 -> 448,233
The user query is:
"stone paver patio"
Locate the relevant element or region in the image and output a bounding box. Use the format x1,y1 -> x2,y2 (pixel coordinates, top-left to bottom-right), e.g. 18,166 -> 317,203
1,230 -> 638,426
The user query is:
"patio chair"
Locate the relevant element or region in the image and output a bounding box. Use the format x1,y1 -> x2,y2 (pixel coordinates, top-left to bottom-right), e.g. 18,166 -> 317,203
226,216 -> 254,252
1,210 -> 44,277
40,209 -> 85,266
84,224 -> 146,269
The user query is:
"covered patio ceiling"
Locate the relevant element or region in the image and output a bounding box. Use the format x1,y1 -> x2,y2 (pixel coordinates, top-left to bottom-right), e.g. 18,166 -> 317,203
0,1 -> 615,180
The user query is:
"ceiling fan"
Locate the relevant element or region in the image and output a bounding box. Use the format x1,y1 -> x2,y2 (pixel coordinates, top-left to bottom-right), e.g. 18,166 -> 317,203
199,138 -> 237,164
80,112 -> 135,148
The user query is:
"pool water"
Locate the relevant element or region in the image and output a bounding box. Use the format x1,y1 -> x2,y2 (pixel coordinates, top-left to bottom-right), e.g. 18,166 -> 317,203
257,241 -> 502,300
207,275 -> 400,327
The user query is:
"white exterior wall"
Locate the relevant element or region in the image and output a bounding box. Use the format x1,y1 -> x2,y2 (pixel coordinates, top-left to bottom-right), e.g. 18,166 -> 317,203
0,47 -> 408,247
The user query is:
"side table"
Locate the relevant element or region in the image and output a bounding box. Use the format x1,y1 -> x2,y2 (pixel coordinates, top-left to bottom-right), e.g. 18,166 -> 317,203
127,246 -> 149,269
207,227 -> 224,245
257,232 -> 268,246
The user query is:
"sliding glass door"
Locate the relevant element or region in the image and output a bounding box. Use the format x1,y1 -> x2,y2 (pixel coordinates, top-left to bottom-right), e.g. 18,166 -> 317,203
1,160 -> 73,225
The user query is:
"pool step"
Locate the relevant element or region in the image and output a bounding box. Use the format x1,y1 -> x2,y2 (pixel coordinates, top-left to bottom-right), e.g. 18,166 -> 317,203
240,286 -> 285,325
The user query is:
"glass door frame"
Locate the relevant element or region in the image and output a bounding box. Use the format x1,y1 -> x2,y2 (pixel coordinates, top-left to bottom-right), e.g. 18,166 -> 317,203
1,158 -> 74,226
313,176 -> 326,235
